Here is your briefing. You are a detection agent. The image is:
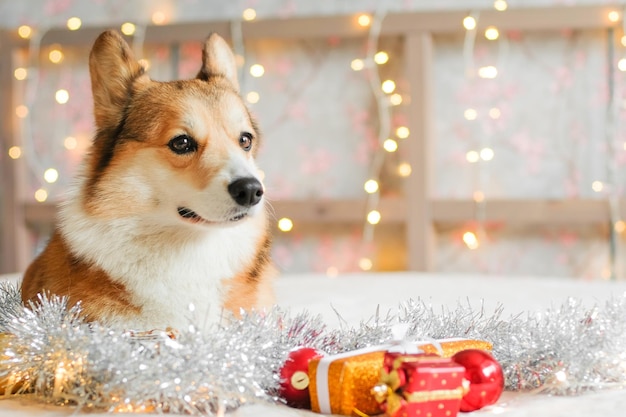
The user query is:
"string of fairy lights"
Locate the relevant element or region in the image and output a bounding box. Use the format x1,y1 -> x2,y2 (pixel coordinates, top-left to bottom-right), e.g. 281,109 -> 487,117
459,9 -> 503,252
606,5 -> 626,279
9,18 -> 150,205
6,4 -> 412,274
457,3 -> 624,279
4,0 -> 625,276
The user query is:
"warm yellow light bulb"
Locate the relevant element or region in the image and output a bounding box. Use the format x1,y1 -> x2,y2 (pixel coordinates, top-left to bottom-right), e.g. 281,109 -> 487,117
494,0 -> 508,11
381,79 -> 396,94
14,67 -> 27,80
396,126 -> 410,139
34,188 -> 48,203
64,136 -> 77,150
55,89 -> 69,104
463,231 -> 479,249
473,191 -> 485,202
49,49 -> 64,64
489,108 -> 501,119
592,181 -> 604,192
351,59 -> 364,71
242,8 -> 257,21
466,150 -> 480,163
277,217 -> 294,232
8,146 -> 22,159
383,138 -> 398,152
619,59 -> 626,72
463,16 -> 476,30
364,179 -> 379,194
478,66 -> 498,79
15,105 -> 29,118
397,162 -> 412,177
44,168 -> 59,183
121,22 -> 136,36
367,210 -> 381,225
18,25 -> 32,39
615,220 -> 626,233
608,11 -> 620,23
464,108 -> 477,121
246,91 -> 260,104
374,51 -> 389,65
66,17 -> 82,31
250,64 -> 265,77
480,147 -> 495,161
389,93 -> 403,106
152,11 -> 167,25
359,257 -> 373,271
357,14 -> 371,27
485,26 -> 499,40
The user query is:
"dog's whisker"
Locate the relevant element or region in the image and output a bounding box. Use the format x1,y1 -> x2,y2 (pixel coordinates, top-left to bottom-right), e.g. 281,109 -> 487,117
265,200 -> 278,222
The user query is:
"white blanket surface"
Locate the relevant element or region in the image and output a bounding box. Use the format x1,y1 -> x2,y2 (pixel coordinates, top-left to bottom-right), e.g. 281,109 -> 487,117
2,272 -> 626,417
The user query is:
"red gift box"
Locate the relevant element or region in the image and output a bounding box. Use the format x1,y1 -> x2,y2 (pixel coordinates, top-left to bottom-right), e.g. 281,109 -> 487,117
373,352 -> 467,417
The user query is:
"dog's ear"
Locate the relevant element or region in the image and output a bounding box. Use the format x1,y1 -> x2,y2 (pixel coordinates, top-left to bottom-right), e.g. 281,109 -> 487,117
89,30 -> 149,131
197,33 -> 239,92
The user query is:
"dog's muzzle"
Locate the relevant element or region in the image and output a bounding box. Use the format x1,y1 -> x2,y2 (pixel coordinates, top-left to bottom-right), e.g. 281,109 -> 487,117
228,177 -> 264,207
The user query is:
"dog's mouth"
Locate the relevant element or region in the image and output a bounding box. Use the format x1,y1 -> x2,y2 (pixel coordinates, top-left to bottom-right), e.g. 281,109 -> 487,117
177,207 -> 248,225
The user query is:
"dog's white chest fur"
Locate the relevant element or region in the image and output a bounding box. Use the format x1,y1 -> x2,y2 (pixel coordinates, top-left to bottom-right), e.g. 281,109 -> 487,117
60,197 -> 263,331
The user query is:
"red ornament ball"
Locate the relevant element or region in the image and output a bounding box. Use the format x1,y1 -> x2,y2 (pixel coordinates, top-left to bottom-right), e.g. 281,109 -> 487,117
278,347 -> 324,409
452,349 -> 504,412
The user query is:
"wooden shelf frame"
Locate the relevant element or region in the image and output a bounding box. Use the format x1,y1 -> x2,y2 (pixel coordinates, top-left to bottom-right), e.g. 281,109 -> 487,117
1,4 -> 624,273
2,5 -> 621,47
23,198 -> 626,230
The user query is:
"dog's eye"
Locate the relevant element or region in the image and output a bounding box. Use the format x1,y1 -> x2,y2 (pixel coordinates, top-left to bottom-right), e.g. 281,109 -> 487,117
239,132 -> 253,152
168,135 -> 197,155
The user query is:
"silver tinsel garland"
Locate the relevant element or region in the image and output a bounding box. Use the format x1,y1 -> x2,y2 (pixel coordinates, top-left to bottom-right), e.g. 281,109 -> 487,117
1,282 -> 626,414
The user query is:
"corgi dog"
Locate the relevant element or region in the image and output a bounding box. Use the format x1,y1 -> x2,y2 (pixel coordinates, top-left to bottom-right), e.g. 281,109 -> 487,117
21,30 -> 275,331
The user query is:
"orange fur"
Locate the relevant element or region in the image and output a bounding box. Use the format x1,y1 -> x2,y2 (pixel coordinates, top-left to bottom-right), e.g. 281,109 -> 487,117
22,231 -> 141,321
222,235 -> 274,317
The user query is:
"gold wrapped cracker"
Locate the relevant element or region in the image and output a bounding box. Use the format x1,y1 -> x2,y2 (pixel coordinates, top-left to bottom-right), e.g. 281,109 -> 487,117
309,338 -> 492,416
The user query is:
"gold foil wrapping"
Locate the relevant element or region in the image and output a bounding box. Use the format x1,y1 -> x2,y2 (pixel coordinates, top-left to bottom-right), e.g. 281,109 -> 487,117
419,339 -> 492,357
310,350 -> 384,416
309,339 -> 492,416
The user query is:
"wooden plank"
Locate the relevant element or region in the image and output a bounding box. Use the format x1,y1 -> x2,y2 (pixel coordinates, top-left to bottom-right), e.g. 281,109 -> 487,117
241,15 -> 369,39
0,34 -> 17,273
5,5 -> 621,49
431,199 -> 623,225
391,5 -> 619,33
0,35 -> 30,273
269,197 -> 406,224
23,198 -> 624,229
404,33 -> 436,272
22,198 -> 407,230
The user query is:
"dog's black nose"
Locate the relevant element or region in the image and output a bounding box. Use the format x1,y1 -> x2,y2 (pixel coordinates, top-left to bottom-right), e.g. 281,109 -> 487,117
228,177 -> 264,207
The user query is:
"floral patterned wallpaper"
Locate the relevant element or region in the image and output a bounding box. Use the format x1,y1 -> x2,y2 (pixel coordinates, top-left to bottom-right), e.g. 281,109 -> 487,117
2,0 -> 625,278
